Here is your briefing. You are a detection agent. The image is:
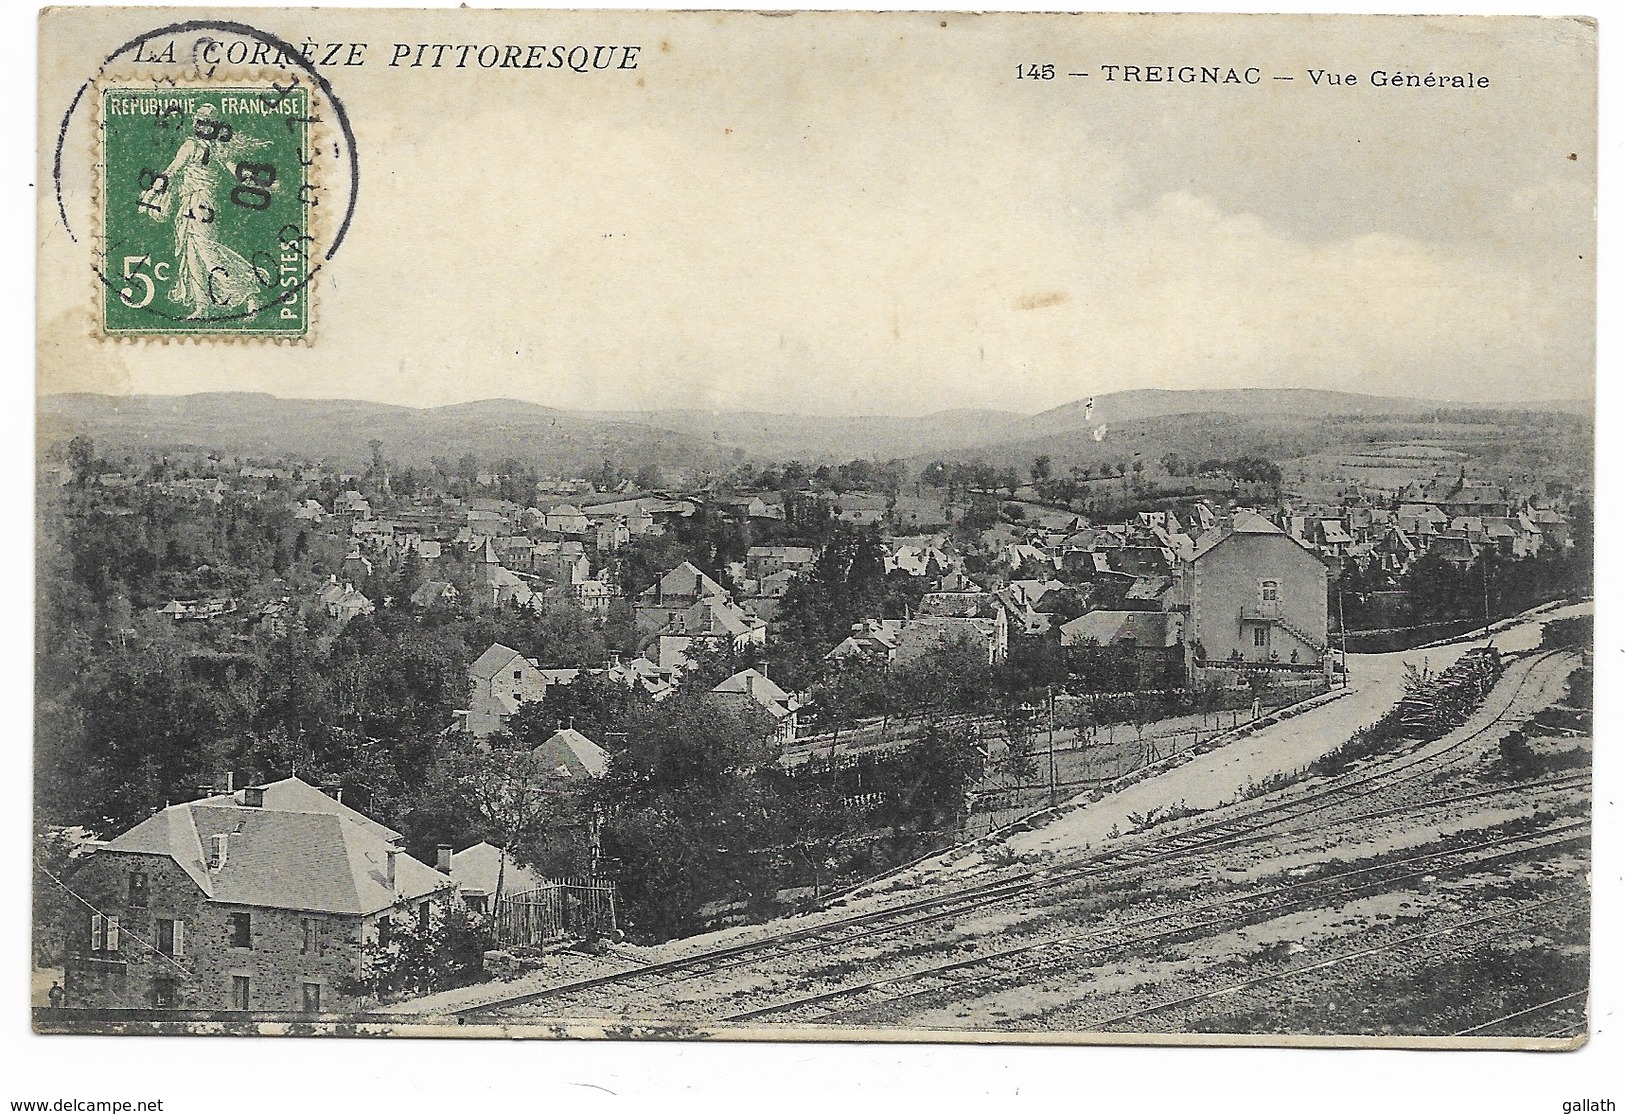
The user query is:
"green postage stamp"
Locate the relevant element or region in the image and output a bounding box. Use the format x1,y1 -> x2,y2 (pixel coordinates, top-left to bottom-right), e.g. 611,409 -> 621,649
97,80 -> 315,339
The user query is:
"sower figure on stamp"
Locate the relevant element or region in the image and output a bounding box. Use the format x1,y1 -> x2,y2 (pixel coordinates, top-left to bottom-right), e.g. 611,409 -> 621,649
139,103 -> 272,318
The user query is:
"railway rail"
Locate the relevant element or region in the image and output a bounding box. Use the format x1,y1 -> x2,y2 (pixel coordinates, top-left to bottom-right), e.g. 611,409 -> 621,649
454,647 -> 1581,1021
456,771 -> 1584,1019
717,821 -> 1588,1024
1080,892 -> 1587,1034
1091,647 -> 1575,868
1450,991 -> 1589,1038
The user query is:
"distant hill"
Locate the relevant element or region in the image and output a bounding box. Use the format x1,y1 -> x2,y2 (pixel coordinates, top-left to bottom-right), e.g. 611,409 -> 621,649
38,388 -> 1591,473
906,397 -> 1594,492
37,392 -> 732,474
923,409 -> 1355,474
989,389 -> 1590,448
589,407 -> 1022,462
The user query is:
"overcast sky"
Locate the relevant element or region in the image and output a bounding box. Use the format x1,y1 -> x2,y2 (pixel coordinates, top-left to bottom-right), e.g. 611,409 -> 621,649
39,10 -> 1596,415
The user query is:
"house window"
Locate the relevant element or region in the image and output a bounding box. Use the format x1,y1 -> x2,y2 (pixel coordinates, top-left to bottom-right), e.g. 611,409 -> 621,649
230,975 -> 251,1011
1260,580 -> 1279,603
513,669 -> 522,680
377,917 -> 393,947
155,918 -> 184,957
230,912 -> 252,949
302,982 -> 322,1013
152,979 -> 178,1009
90,913 -> 120,952
418,902 -> 431,932
1253,626 -> 1268,648
208,833 -> 229,871
301,917 -> 325,955
128,872 -> 149,909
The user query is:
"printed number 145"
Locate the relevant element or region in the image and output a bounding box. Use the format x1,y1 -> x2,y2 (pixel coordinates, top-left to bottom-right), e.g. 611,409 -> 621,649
1019,63 -> 1055,79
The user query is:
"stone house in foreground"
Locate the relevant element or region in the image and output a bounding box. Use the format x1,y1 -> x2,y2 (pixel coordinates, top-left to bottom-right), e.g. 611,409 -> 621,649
60,778 -> 455,1013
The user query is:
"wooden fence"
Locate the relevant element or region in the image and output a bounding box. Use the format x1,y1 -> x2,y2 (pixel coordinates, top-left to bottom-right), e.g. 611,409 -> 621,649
494,877 -> 618,947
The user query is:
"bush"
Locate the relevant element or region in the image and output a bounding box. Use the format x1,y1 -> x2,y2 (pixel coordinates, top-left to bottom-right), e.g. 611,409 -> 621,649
333,903 -> 486,1002
1496,729 -> 1536,774
1542,615 -> 1593,650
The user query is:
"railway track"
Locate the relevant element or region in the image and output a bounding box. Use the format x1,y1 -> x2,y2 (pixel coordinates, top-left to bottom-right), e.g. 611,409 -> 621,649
458,769 -> 1584,1020
1451,991 -> 1589,1038
1081,892 -> 1587,1033
717,821 -> 1588,1024
454,648 -> 1581,1021
1094,647 -> 1576,868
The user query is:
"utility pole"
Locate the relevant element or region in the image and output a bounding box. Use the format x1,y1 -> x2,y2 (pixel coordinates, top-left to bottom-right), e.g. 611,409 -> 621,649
1337,573 -> 1349,688
1047,685 -> 1057,807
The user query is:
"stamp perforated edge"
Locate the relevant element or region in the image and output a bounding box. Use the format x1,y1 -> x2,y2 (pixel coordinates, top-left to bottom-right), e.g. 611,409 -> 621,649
88,67 -> 332,345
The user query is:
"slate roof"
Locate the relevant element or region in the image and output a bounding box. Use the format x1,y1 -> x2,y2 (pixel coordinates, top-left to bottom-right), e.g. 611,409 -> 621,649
683,596 -> 762,638
1007,578 -> 1066,607
712,668 -> 797,718
1398,503 -> 1449,523
192,777 -> 402,842
1125,575 -> 1173,602
746,545 -> 815,564
713,667 -> 791,704
1191,510 -> 1308,560
101,779 -> 448,916
317,582 -> 372,610
470,643 -> 527,681
1318,520 -> 1355,545
886,546 -> 941,576
448,842 -> 542,900
825,619 -> 905,660
897,614 -> 1001,649
756,568 -> 798,597
917,591 -> 998,619
1060,610 -> 1181,648
639,560 -> 726,603
537,728 -> 610,779
410,580 -> 456,607
1430,534 -> 1482,561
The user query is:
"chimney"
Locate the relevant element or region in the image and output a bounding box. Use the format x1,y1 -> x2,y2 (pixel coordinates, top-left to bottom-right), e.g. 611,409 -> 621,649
242,786 -> 265,808
320,783 -> 344,804
385,846 -> 399,890
436,845 -> 453,874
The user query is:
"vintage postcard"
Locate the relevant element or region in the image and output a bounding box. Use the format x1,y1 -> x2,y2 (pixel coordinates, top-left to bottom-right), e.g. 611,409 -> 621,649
34,7 -> 1597,1048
